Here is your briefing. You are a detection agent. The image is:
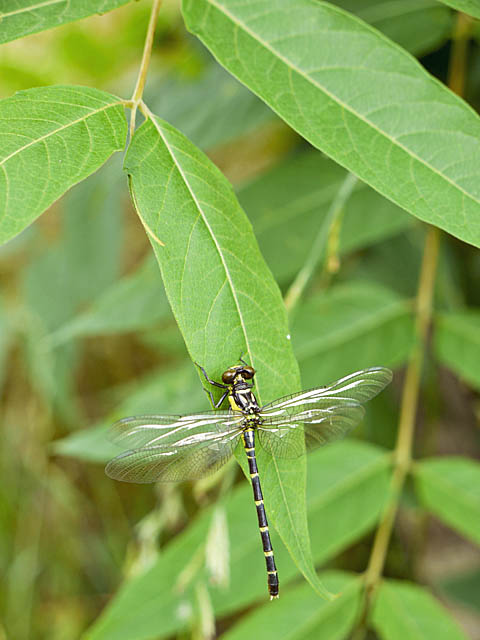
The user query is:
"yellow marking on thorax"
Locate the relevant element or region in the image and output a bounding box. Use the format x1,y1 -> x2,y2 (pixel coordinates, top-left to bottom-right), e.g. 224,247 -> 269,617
228,395 -> 241,411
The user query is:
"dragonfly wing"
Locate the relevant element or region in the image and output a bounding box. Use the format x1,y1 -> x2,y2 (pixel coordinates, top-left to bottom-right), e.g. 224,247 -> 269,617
105,428 -> 241,483
259,368 -> 392,418
258,402 -> 365,458
109,411 -> 243,449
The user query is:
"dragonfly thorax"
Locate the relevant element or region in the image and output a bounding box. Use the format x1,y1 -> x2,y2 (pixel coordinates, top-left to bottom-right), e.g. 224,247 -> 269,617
229,380 -> 261,414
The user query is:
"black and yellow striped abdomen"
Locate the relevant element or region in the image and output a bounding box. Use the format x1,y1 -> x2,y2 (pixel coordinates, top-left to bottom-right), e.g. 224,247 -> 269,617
242,427 -> 279,599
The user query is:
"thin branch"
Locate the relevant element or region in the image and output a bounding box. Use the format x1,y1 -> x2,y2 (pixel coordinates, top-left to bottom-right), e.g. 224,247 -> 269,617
129,0 -> 163,139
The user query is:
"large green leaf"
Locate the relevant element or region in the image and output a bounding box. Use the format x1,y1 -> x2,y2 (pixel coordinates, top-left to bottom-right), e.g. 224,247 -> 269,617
293,282 -> 414,387
86,440 -> 390,639
435,0 -> 480,19
182,0 -> 480,248
124,115 -> 326,596
0,86 -> 127,245
334,0 -> 452,57
219,572 -> 360,640
239,151 -> 413,283
372,579 -> 469,640
414,457 -> 480,545
434,310 -> 480,391
0,1 -> 135,44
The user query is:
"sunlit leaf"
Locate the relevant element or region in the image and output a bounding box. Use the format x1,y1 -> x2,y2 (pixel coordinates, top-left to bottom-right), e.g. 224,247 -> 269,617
414,457 -> 480,545
86,440 -> 390,639
434,310 -> 480,390
371,579 -> 469,640
0,85 -> 127,245
183,0 -> 480,248
0,1 -> 135,44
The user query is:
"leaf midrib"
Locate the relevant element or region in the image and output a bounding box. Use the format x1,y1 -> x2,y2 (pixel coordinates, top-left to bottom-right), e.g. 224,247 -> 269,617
1,0 -> 64,19
148,116 -> 258,395
204,0 -> 479,208
0,100 -> 121,167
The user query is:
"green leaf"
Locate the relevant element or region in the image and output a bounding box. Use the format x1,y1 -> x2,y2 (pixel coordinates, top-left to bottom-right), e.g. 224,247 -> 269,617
0,1 -> 135,44
334,0 -> 452,57
0,85 -> 127,245
435,0 -> 480,19
48,255 -> 172,345
219,572 -> 361,640
182,0 -> 480,248
124,114 -> 327,596
414,457 -> 480,545
293,282 -> 414,387
239,151 -> 413,283
372,579 -> 469,640
438,568 -> 480,613
86,440 -> 390,639
434,310 -> 480,391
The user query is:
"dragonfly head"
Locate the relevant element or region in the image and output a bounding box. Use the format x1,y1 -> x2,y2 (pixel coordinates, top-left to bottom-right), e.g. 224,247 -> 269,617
222,364 -> 256,384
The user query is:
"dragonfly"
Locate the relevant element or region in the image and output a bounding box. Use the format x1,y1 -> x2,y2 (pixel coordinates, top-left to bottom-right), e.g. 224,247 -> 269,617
106,361 -> 392,600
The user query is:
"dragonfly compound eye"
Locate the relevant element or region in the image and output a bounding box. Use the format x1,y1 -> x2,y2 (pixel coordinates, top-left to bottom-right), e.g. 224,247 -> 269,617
243,366 -> 256,380
222,369 -> 236,384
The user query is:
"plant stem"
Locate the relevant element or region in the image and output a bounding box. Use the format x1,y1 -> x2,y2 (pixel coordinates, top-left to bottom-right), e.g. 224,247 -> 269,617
129,0 -> 163,139
284,172 -> 357,315
354,12 -> 472,636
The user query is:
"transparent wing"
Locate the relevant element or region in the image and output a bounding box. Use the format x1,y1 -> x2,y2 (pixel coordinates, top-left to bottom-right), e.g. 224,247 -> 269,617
105,427 -> 242,483
257,368 -> 392,459
258,402 -> 365,458
109,410 -> 244,449
259,368 -> 392,419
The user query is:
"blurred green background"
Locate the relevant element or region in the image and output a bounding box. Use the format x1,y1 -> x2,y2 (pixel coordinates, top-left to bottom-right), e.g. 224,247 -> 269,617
1,2 -> 480,639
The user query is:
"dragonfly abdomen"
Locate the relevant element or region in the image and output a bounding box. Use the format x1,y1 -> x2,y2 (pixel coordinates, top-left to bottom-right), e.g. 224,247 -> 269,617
242,427 -> 279,599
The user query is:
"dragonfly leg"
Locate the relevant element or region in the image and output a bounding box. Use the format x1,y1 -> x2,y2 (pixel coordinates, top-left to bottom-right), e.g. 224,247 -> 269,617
195,362 -> 228,389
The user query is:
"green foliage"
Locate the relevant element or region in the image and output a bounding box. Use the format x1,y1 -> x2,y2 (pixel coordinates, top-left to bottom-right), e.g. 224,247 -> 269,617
0,0 -> 135,44
414,457 -> 480,545
0,86 -> 127,244
435,0 -> 480,19
86,440 -> 389,639
182,0 -> 480,248
1,1 -> 479,639
434,309 -> 480,390
124,114 -> 326,597
371,579 -> 469,640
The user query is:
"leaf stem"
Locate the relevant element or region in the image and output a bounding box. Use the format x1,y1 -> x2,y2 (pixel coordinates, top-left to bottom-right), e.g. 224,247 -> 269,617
129,0 -> 163,139
284,172 -> 357,315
